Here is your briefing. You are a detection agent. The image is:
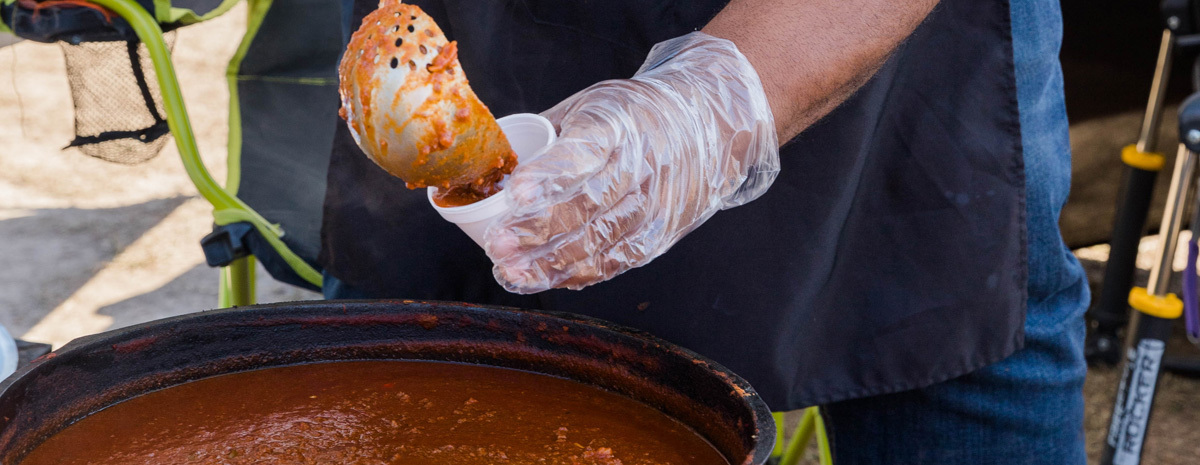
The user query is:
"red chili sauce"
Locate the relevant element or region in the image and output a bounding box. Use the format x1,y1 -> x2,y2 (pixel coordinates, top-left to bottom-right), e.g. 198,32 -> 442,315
19,361 -> 729,465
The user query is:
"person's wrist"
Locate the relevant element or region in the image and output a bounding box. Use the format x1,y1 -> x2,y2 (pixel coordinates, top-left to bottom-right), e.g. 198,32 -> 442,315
636,32 -> 780,208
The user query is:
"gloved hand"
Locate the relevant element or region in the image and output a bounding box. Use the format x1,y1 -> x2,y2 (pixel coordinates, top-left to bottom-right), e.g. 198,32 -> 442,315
484,32 -> 781,294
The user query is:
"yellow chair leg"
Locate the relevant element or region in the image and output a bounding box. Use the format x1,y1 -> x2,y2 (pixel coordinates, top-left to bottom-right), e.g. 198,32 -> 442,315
218,256 -> 256,308
775,407 -> 832,465
814,407 -> 833,465
772,412 -> 787,459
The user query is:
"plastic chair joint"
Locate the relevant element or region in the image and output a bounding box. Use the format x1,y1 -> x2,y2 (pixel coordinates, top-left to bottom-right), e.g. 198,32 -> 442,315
1129,286 -> 1184,319
1122,145 -> 1166,171
200,222 -> 254,267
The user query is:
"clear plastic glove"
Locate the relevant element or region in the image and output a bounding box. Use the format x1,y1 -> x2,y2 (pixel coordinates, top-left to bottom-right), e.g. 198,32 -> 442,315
484,32 -> 781,294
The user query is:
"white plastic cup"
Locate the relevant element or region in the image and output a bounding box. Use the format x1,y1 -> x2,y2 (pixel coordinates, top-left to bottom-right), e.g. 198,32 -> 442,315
428,113 -> 556,248
0,325 -> 17,381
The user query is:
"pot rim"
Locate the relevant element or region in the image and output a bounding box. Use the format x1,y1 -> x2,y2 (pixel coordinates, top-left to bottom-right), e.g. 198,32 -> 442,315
0,299 -> 776,465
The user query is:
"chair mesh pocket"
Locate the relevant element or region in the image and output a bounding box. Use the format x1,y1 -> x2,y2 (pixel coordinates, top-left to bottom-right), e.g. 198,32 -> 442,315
58,33 -> 176,164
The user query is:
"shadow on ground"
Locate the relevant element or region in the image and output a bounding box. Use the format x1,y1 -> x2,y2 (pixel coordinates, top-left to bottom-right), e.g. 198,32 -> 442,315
95,262 -> 319,331
0,196 -> 188,334
95,264 -> 218,330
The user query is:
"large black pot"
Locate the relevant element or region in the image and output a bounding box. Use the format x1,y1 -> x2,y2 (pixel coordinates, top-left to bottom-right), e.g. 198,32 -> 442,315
0,301 -> 774,465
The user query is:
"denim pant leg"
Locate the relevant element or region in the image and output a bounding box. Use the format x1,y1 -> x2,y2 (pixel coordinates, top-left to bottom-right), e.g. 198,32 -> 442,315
820,1 -> 1088,461
822,275 -> 1088,465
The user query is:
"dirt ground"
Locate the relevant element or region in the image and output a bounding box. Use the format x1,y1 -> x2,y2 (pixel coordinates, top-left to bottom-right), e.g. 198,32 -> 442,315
0,5 -> 316,349
1,5 -> 1198,464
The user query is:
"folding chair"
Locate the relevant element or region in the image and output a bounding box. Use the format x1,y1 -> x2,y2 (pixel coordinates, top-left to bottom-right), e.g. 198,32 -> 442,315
2,0 -> 340,306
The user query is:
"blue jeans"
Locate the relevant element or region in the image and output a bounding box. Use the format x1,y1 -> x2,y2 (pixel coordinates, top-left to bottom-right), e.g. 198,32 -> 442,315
822,1 -> 1090,463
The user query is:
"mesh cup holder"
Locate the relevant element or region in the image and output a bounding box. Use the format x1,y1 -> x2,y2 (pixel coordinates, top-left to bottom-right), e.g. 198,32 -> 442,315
58,32 -> 176,164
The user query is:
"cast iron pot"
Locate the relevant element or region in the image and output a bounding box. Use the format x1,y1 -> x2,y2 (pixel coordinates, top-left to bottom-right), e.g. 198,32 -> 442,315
0,300 -> 774,464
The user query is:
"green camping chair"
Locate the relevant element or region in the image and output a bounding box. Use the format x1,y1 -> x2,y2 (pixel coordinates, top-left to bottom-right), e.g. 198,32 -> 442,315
2,0 -> 338,307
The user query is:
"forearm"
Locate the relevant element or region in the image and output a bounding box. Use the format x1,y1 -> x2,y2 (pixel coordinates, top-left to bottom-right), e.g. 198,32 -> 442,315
703,0 -> 939,142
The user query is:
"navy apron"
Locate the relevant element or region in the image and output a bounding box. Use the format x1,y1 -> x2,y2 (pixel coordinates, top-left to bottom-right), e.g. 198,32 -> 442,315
320,0 -> 1026,410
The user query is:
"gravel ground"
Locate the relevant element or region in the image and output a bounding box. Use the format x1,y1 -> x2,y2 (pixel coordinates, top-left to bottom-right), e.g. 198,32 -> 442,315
1,5 -> 1197,464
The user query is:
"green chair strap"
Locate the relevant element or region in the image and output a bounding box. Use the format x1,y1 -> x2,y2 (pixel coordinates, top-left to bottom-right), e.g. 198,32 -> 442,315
213,207 -> 322,287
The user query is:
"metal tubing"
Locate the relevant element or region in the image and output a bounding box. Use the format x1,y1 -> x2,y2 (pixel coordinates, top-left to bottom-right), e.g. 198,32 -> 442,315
226,256 -> 256,307
1101,311 -> 1175,465
1087,30 -> 1175,366
1094,169 -> 1160,329
1139,30 -> 1174,154
1147,145 -> 1196,296
1101,147 -> 1197,465
219,256 -> 256,307
771,412 -> 786,459
1162,354 -> 1200,374
780,408 -> 818,465
814,408 -> 832,465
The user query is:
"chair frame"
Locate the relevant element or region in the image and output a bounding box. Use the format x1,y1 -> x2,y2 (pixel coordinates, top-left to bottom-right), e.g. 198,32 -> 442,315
89,0 -> 320,307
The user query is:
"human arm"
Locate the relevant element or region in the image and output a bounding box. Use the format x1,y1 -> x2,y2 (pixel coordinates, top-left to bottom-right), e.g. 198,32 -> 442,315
485,0 -> 940,293
705,0 -> 939,141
